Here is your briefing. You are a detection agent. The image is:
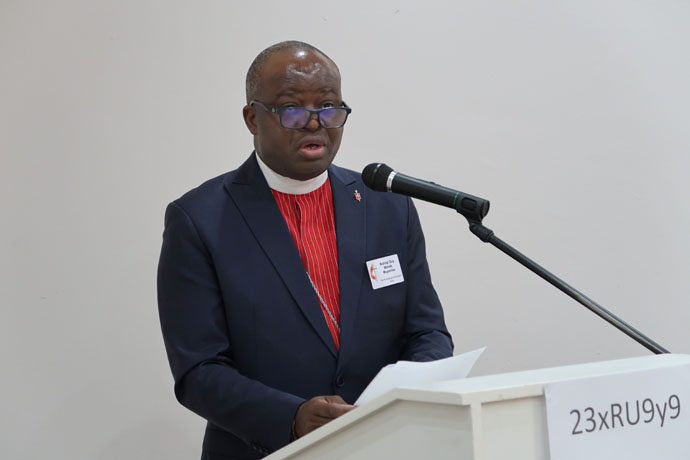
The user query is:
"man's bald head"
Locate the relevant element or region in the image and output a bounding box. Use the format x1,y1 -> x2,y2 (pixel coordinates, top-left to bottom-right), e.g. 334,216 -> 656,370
245,41 -> 339,103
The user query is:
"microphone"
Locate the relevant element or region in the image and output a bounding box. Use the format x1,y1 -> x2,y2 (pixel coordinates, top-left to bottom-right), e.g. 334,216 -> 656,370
362,163 -> 490,222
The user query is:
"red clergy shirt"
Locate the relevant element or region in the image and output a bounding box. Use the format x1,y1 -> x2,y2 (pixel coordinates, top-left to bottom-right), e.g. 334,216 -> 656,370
272,179 -> 340,349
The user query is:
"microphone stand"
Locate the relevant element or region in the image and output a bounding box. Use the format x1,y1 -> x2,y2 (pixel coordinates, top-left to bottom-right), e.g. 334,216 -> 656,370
466,220 -> 669,354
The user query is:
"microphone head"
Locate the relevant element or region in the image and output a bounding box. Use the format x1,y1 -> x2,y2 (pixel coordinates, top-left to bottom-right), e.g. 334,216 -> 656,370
362,163 -> 394,191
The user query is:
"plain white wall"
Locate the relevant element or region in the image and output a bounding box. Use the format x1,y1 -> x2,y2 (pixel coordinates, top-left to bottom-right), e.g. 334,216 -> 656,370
2,1 -> 689,458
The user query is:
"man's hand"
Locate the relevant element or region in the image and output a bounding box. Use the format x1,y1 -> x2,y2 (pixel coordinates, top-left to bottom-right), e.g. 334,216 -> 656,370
293,395 -> 356,439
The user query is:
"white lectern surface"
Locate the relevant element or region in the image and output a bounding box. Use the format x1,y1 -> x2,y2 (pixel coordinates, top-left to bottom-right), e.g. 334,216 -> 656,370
265,354 -> 690,460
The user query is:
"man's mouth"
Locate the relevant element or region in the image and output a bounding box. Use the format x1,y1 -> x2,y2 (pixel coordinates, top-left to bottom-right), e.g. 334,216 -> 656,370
299,141 -> 326,156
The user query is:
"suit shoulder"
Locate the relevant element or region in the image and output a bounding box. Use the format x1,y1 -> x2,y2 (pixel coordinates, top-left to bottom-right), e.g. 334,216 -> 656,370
176,170 -> 232,201
166,169 -> 240,221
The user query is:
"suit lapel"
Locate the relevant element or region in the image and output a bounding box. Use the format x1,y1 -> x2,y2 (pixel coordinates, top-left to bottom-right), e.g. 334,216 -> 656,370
329,166 -> 366,362
225,155 -> 338,358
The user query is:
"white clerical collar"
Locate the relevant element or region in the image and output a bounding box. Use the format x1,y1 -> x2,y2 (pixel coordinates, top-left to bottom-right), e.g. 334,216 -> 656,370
255,151 -> 328,195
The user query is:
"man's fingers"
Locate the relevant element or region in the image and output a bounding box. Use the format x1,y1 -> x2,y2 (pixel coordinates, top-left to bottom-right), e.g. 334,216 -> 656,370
310,404 -> 353,421
313,396 -> 355,419
320,401 -> 355,419
322,395 -> 347,404
294,395 -> 357,438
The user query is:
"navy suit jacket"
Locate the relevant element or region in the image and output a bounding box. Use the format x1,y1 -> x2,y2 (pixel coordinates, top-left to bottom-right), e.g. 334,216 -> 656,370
157,154 -> 453,459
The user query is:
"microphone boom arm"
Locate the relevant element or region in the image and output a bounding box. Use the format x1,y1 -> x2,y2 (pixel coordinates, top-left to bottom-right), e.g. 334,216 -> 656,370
467,220 -> 669,354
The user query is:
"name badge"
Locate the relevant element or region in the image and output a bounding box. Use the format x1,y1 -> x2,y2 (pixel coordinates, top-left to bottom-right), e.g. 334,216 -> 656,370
366,254 -> 404,290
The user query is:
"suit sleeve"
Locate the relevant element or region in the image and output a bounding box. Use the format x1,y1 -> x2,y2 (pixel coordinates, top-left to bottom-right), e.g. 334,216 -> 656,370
399,198 -> 454,361
157,202 -> 304,454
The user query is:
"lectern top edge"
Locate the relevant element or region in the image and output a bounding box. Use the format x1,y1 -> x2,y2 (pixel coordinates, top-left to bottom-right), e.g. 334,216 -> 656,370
428,353 -> 690,397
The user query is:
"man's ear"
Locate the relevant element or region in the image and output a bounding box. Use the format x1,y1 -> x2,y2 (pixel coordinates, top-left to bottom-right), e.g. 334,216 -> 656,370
243,105 -> 258,135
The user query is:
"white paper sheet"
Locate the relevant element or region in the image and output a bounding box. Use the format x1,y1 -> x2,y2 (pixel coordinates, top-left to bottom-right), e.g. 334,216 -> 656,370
355,347 -> 486,406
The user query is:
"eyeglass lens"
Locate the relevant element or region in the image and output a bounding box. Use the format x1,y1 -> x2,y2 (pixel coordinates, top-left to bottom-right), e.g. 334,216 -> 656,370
281,108 -> 347,128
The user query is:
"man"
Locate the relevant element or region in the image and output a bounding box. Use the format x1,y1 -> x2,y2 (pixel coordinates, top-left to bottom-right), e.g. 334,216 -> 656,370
157,41 -> 453,459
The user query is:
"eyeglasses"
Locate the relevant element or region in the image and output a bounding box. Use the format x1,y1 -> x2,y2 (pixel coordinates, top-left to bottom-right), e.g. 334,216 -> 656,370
250,100 -> 351,129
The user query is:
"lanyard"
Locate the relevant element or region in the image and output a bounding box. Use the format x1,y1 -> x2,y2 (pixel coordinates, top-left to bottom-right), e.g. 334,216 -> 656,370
306,272 -> 340,333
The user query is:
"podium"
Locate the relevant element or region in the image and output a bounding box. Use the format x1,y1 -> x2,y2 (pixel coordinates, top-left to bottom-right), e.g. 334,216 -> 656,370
266,354 -> 690,459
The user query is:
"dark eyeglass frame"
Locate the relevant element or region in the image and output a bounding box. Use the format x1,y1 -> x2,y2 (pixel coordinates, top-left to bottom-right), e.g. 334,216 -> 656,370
249,100 -> 352,129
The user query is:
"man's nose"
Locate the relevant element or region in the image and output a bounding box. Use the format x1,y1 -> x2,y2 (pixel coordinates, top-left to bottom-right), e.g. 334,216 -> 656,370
304,113 -> 321,131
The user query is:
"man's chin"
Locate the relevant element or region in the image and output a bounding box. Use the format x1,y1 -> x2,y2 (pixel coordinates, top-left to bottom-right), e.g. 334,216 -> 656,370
292,156 -> 336,181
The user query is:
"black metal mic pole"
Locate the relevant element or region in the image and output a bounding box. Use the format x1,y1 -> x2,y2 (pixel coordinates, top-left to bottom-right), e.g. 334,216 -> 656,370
466,220 -> 669,354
